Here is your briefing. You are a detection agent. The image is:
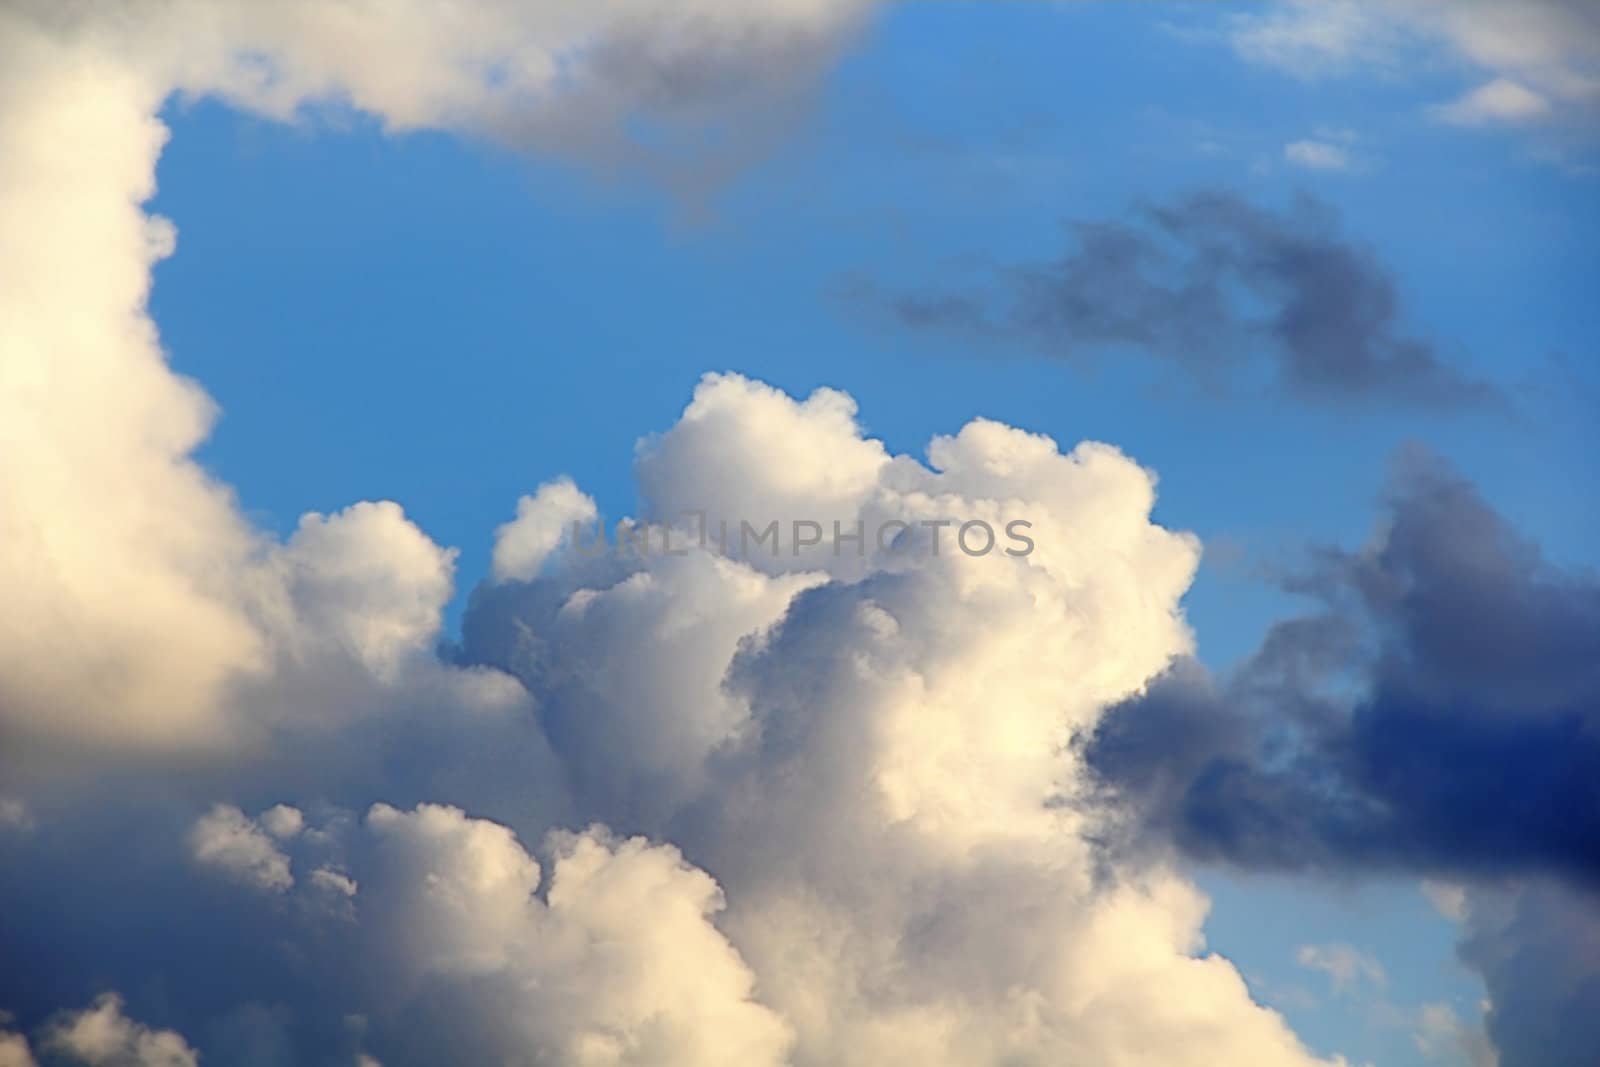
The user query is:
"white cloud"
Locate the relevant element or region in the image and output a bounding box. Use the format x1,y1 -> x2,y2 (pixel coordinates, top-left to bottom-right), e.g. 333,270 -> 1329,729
1435,78 -> 1553,125
40,994 -> 198,1067
309,866 -> 358,898
58,366 -> 1347,1064
0,347 -> 1352,1063
1231,1 -> 1399,77
258,803 -> 305,840
492,477 -> 598,582
1285,139 -> 1354,170
0,0 -> 880,761
449,376 -> 1334,1066
354,803 -> 795,1066
1229,0 -> 1599,136
189,804 -> 295,892
268,502 -> 457,681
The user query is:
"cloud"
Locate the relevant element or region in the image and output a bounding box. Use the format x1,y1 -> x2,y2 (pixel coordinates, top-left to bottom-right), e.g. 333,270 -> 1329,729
0,1032 -> 35,1067
1227,0 -> 1600,149
189,804 -> 296,892
1435,78 -> 1553,125
0,3 -> 1562,1065
6,0 -> 877,150
1412,1001 -> 1498,1067
860,191 -> 1503,409
492,478 -> 599,583
1084,447 -> 1600,888
1284,139 -> 1353,171
353,803 -> 796,1066
258,804 -> 304,841
1296,943 -> 1387,995
1082,448 -> 1599,1067
40,993 -> 199,1067
1458,881 -> 1600,1067
1,357 -> 1344,1066
1230,1 -> 1400,78
0,0 -> 881,764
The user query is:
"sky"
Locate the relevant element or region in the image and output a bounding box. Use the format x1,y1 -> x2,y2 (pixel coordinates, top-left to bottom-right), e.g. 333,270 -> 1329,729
0,3 -> 1596,1066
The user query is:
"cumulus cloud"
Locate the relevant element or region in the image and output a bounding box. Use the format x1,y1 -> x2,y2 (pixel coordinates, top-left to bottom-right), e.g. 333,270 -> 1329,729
492,478 -> 599,583
1,356 -> 1342,1065
446,375 -> 1342,1067
189,804 -> 295,892
0,0 -> 880,764
40,993 -> 198,1067
257,804 -> 304,841
353,803 -> 795,1066
858,191 -> 1502,409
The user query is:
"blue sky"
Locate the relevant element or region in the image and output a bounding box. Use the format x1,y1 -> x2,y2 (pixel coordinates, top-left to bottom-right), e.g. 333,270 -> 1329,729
3,3 -> 1596,1065
147,2 -> 1597,678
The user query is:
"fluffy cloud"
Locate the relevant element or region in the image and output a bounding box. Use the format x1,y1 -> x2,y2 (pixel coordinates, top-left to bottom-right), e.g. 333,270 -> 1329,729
448,377 -> 1338,1067
40,994 -> 199,1067
0,358 -> 1348,1064
190,804 -> 296,892
353,803 -> 794,1066
0,0 -> 880,764
492,479 -> 599,583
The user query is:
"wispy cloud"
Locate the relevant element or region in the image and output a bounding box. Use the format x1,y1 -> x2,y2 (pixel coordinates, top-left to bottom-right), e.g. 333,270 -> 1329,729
854,191 -> 1503,410
1296,943 -> 1387,995
1284,139 -> 1354,171
1434,78 -> 1553,126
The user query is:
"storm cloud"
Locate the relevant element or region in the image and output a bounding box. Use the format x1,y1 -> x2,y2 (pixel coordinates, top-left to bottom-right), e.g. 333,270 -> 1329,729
1085,447 -> 1600,885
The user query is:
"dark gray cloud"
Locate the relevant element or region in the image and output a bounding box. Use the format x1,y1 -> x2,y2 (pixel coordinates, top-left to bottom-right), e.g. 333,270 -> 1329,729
1459,881 -> 1600,1067
1084,447 -> 1600,885
864,191 -> 1507,409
